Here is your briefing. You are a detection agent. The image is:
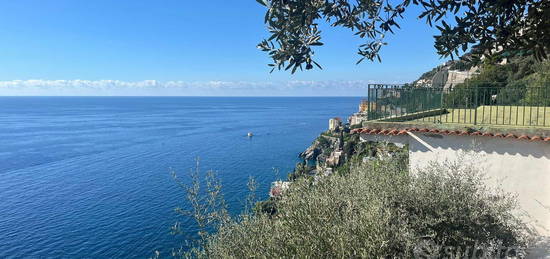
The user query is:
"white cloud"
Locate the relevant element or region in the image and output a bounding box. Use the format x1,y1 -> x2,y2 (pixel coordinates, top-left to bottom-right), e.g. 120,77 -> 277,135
0,79 -> 378,96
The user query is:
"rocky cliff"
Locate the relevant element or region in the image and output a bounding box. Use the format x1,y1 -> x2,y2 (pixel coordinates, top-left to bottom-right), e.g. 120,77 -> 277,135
413,58 -> 479,88
294,125 -> 406,180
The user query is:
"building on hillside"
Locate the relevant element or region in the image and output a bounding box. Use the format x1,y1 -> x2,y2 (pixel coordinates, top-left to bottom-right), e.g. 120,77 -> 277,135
414,78 -> 431,87
349,100 -> 375,126
269,181 -> 291,198
356,84 -> 550,239
358,99 -> 369,112
326,149 -> 343,167
349,115 -> 364,126
329,117 -> 342,131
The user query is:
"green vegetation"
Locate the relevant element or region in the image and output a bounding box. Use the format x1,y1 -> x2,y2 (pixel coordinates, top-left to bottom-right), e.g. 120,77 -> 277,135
458,56 -> 549,90
417,66 -> 440,82
177,155 -> 530,258
256,0 -> 548,73
316,135 -> 331,149
438,57 -> 550,127
448,57 -> 475,71
287,162 -> 313,181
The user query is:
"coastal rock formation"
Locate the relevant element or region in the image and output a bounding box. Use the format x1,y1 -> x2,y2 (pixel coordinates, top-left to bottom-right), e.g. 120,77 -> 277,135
299,140 -> 321,161
299,134 -> 339,162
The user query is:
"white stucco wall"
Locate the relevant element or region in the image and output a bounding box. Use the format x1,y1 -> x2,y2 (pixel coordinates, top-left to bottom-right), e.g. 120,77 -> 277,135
360,132 -> 550,236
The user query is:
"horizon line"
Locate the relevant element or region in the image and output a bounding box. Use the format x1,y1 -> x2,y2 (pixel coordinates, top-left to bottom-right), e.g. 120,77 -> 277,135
0,95 -> 367,98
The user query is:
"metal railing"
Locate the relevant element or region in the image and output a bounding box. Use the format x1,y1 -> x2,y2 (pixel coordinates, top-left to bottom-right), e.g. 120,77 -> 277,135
366,84 -> 550,127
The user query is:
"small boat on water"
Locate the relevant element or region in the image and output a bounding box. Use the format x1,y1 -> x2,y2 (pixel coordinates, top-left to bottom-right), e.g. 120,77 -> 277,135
247,132 -> 254,137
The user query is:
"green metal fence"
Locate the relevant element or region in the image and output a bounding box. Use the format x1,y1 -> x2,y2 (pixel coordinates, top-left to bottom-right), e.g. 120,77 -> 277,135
366,84 -> 550,127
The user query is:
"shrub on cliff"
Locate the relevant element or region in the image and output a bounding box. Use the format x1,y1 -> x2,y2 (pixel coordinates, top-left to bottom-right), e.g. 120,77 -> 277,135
179,157 -> 530,258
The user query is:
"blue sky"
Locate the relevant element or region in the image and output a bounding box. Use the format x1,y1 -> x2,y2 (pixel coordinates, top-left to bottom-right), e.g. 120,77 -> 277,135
0,0 -> 450,96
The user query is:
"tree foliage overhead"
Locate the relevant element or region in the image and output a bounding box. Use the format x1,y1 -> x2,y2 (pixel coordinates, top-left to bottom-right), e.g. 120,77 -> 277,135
256,0 -> 549,73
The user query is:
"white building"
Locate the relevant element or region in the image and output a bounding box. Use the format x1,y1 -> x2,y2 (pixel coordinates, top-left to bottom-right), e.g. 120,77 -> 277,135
353,125 -> 550,237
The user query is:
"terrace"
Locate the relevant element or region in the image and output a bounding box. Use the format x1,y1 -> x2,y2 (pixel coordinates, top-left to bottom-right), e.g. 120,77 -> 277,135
365,84 -> 550,128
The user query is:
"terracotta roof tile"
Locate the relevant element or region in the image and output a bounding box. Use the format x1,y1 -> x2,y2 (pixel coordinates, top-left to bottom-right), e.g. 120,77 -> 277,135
518,135 -> 530,140
353,127 -> 547,143
531,136 -> 542,141
389,129 -> 399,135
449,130 -> 460,135
398,130 -> 408,135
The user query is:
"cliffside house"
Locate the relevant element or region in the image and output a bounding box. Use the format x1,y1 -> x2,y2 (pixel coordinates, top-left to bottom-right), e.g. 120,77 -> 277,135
328,117 -> 342,131
349,100 -> 377,126
353,84 -> 550,238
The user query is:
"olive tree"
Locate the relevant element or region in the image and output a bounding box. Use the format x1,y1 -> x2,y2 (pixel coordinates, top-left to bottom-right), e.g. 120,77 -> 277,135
256,0 -> 549,73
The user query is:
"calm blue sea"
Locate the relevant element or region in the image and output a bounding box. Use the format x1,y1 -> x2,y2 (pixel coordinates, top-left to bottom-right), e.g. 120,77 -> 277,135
0,97 -> 361,258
